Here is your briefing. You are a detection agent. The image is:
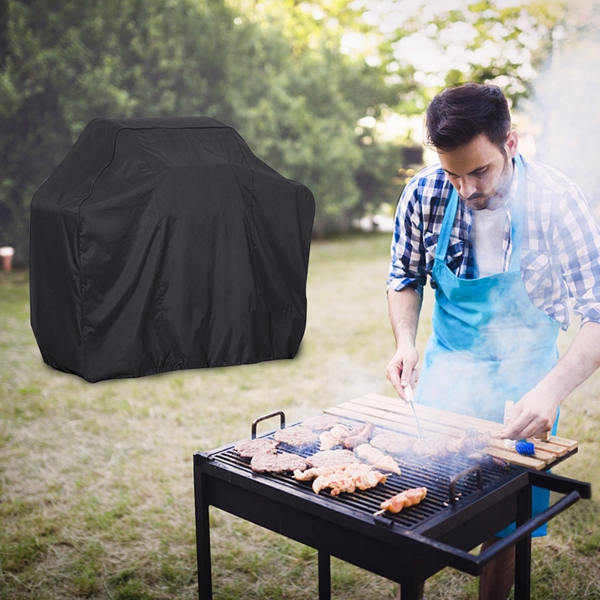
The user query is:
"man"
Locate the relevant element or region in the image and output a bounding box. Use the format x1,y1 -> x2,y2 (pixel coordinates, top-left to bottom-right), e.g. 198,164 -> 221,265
386,83 -> 600,599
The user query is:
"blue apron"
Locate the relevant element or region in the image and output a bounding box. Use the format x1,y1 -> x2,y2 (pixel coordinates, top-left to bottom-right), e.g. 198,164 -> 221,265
415,155 -> 559,536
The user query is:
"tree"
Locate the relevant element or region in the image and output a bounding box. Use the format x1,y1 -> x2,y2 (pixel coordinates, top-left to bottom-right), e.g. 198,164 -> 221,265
1,0 -> 568,261
216,0 -> 405,234
0,0 -> 236,263
370,0 -> 566,108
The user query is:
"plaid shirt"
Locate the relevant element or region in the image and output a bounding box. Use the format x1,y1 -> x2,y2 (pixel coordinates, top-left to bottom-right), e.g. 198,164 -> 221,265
387,154 -> 600,330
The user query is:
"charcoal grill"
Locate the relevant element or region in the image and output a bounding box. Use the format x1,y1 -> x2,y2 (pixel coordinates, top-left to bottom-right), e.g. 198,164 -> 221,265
194,404 -> 591,599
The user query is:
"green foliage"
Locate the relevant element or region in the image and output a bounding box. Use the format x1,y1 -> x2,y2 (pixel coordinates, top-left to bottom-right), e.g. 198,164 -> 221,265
379,0 -> 566,107
0,0 -> 564,258
224,4 -> 370,234
1,0 -> 237,261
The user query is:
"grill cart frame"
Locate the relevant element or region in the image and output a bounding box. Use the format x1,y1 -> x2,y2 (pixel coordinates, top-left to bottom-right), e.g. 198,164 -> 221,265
193,404 -> 591,600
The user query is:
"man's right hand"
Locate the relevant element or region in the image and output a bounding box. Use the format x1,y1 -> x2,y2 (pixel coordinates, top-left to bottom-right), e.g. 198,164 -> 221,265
386,343 -> 419,401
387,286 -> 423,401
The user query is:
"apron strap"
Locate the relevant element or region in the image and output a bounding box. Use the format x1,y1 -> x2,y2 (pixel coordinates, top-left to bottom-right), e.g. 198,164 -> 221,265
508,154 -> 526,272
436,153 -> 527,272
436,183 -> 458,260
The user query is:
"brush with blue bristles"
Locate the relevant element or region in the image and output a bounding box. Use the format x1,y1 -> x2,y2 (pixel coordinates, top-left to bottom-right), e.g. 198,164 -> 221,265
515,439 -> 536,456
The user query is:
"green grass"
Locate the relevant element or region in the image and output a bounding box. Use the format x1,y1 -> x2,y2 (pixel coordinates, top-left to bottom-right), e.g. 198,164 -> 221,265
1,234 -> 599,599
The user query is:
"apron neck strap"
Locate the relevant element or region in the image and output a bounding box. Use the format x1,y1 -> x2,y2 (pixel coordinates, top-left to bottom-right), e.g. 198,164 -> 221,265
509,154 -> 525,272
437,182 -> 458,258
437,153 -> 526,271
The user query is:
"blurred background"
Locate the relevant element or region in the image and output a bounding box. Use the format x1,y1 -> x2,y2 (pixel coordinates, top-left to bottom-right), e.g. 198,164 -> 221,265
2,0 -> 599,267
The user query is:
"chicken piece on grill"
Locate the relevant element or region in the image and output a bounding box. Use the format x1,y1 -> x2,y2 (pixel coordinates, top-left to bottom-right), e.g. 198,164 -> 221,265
468,452 -> 511,471
294,464 -> 350,481
353,469 -> 388,492
319,424 -> 351,451
412,436 -> 452,458
380,487 -> 427,513
343,421 -> 375,449
459,429 -> 492,453
310,464 -> 387,495
370,432 -> 415,455
414,430 -> 492,458
294,462 -> 372,482
307,449 -> 359,468
327,468 -> 387,496
355,444 -> 401,475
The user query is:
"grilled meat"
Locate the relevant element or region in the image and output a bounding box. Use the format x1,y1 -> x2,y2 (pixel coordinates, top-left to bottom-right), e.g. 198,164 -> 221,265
234,438 -> 279,458
380,487 -> 427,513
300,463 -> 387,495
355,444 -> 401,475
413,436 -> 451,457
250,452 -> 308,474
458,430 -> 491,453
293,465 -> 349,481
300,414 -> 341,431
370,432 -> 415,455
468,452 -> 511,471
307,449 -> 359,468
320,424 -> 351,451
343,421 -> 375,449
414,430 -> 492,458
274,426 -> 319,449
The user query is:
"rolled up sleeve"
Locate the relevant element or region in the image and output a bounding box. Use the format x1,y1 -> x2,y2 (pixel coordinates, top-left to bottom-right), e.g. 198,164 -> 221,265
387,177 -> 428,296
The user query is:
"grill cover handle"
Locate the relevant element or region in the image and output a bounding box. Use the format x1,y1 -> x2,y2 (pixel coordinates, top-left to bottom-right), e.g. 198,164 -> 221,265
252,411 -> 286,439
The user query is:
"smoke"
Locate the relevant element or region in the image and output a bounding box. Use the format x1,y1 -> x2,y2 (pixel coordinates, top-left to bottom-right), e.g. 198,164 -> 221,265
415,284 -> 558,424
523,1 -> 600,213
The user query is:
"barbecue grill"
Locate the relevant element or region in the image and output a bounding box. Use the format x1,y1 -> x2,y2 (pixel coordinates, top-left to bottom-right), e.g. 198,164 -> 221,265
194,395 -> 591,599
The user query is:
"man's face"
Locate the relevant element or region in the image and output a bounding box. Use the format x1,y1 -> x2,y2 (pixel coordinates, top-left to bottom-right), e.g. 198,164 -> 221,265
437,131 -> 518,211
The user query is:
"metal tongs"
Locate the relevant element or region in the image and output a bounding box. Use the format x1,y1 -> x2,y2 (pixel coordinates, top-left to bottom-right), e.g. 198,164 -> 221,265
404,384 -> 432,455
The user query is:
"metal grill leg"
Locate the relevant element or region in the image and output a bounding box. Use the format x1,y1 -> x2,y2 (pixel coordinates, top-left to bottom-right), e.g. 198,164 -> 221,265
514,536 -> 532,600
318,551 -> 331,600
398,579 -> 424,600
194,458 -> 212,600
514,486 -> 533,600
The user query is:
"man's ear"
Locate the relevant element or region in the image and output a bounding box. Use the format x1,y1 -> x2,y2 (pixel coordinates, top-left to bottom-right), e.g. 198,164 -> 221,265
506,130 -> 519,158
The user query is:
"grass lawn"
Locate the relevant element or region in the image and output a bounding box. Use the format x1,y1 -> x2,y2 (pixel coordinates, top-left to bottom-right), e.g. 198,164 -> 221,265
1,233 -> 599,599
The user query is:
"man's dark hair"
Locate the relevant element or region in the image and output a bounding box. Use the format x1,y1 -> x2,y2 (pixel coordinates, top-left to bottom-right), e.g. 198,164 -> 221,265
425,83 -> 511,152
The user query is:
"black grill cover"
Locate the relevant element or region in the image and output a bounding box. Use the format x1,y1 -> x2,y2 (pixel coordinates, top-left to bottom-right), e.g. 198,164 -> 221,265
30,117 -> 315,382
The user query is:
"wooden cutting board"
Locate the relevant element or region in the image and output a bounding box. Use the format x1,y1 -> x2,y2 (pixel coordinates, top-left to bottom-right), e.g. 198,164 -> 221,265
324,393 -> 578,470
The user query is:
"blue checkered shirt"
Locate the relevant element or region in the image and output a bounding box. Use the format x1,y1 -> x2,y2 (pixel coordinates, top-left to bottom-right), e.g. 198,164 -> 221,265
387,154 -> 600,330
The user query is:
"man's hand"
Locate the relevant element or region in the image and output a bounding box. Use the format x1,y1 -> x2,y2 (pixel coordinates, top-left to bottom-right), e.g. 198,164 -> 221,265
386,343 -> 419,400
501,322 -> 600,440
387,286 -> 423,401
500,388 -> 559,440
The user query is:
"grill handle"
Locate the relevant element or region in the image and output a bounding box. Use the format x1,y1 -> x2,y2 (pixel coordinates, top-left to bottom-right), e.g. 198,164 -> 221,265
475,490 -> 582,566
252,411 -> 286,439
409,490 -> 583,576
448,465 -> 483,505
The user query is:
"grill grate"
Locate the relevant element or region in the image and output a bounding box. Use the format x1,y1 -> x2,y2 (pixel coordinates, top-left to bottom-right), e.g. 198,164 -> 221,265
209,420 -> 518,530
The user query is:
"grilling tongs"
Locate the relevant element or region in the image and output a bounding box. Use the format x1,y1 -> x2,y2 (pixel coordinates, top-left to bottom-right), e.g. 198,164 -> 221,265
404,383 -> 432,455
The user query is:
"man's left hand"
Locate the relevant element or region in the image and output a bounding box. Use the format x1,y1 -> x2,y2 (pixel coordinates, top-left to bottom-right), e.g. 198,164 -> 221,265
501,322 -> 600,440
500,388 -> 559,440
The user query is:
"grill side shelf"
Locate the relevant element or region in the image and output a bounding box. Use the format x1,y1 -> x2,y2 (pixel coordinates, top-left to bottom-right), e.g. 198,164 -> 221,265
325,394 -> 580,470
